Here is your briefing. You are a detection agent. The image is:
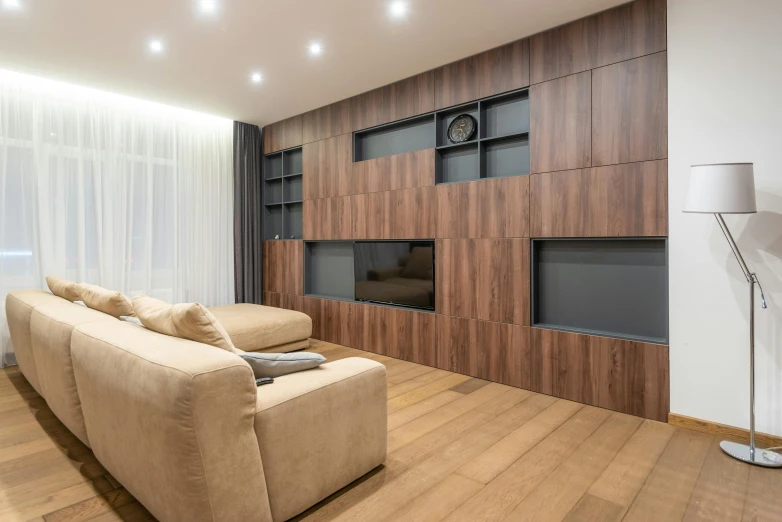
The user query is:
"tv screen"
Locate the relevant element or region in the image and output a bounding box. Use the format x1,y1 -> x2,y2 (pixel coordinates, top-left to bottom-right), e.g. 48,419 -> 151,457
354,241 -> 435,311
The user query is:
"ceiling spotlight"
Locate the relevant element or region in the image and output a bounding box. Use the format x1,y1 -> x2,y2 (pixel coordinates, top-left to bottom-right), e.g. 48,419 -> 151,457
250,72 -> 263,84
308,41 -> 323,57
199,0 -> 217,14
148,39 -> 164,54
389,1 -> 408,18
2,0 -> 21,10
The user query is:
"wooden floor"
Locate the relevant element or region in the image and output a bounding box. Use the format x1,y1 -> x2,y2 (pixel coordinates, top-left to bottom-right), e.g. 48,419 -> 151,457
1,341 -> 781,522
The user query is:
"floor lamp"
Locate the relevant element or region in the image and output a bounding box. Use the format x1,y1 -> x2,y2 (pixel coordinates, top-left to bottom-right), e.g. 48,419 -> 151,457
684,162 -> 781,468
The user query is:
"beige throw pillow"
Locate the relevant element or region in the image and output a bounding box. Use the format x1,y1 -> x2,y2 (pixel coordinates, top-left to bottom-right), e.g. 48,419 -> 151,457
132,295 -> 237,352
46,275 -> 81,302
78,283 -> 135,318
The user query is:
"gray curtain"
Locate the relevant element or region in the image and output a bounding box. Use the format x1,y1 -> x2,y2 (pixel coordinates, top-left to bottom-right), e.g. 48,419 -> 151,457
233,121 -> 263,304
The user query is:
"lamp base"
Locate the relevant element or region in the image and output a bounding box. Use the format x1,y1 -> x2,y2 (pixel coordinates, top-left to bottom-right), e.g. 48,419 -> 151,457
720,440 -> 782,468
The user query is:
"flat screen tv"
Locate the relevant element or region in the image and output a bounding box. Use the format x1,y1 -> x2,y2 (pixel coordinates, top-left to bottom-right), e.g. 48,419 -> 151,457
354,240 -> 435,311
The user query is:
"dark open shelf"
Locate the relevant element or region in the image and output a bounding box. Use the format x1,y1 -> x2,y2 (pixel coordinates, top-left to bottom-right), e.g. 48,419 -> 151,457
264,146 -> 304,239
354,115 -> 435,162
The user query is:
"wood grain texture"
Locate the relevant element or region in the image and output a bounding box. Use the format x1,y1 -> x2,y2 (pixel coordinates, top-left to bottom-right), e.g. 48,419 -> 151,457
592,52 -> 668,166
668,413 -> 782,448
434,55 -> 480,110
355,304 -> 436,366
262,240 -> 303,295
530,71 -> 591,173
263,115 -> 304,153
395,71 -> 435,121
597,0 -> 667,67
297,297 -> 359,348
302,196 -> 352,240
530,328 -> 669,421
350,83 -> 397,131
530,160 -> 668,237
436,238 -> 529,325
477,39 -> 530,98
530,16 -> 598,84
351,187 -> 436,239
436,176 -> 529,239
351,149 -> 435,195
435,315 -> 530,389
302,133 -> 352,200
302,99 -> 352,143
562,494 -> 624,522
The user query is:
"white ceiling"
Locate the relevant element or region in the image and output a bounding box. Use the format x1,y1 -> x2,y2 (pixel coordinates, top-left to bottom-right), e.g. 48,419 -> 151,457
0,0 -> 627,126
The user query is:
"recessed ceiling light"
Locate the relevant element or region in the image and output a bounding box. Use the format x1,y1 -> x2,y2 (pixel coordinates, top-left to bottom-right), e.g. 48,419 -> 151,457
199,0 -> 217,14
308,41 -> 323,57
2,0 -> 22,10
389,1 -> 408,18
250,72 -> 263,84
148,39 -> 164,54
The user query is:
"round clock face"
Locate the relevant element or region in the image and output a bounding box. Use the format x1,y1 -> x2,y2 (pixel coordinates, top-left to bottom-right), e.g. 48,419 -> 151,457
447,114 -> 476,143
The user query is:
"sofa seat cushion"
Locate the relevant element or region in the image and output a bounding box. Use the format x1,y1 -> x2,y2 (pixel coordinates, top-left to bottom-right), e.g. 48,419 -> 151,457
208,304 -> 312,353
5,290 -> 69,396
254,357 -> 387,521
354,280 -> 431,308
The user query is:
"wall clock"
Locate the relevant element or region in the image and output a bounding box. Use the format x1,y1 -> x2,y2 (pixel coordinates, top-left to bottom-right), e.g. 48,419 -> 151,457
447,114 -> 477,144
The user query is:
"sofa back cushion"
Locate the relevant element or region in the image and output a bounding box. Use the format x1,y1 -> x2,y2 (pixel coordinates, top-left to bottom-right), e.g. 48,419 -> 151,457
30,302 -> 116,446
71,321 -> 273,522
78,283 -> 135,318
132,295 -> 237,352
46,275 -> 81,302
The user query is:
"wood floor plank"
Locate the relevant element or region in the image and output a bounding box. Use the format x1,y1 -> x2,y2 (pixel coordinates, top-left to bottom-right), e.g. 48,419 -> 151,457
444,406 -> 611,522
456,398 -> 578,484
682,437 -> 750,521
562,494 -> 624,522
622,429 -> 712,522
387,370 -> 453,400
588,419 -> 675,507
503,412 -> 642,521
387,391 -> 463,432
42,488 -> 135,522
387,365 -> 438,385
741,458 -> 782,522
387,373 -> 471,414
449,378 -> 491,395
382,474 -> 483,522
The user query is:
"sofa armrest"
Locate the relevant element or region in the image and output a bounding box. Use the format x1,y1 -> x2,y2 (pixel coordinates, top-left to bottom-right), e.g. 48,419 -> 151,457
368,266 -> 403,281
254,357 -> 387,521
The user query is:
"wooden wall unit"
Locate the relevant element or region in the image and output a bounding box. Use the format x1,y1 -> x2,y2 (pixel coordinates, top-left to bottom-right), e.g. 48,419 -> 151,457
261,0 -> 669,422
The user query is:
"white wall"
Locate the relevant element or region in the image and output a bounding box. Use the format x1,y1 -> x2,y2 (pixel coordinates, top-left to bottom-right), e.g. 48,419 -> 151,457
669,0 -> 782,436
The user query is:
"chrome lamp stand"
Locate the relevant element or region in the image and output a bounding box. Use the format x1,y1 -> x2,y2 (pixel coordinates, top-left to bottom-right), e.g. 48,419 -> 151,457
715,214 -> 782,468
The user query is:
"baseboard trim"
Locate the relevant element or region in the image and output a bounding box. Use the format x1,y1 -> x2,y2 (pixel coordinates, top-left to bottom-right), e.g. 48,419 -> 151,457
668,413 -> 782,448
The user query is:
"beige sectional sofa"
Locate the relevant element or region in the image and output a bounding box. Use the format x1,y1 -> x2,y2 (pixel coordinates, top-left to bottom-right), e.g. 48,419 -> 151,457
5,289 -> 387,522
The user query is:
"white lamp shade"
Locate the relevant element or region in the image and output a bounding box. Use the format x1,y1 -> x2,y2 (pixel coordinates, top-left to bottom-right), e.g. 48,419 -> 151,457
683,163 -> 757,214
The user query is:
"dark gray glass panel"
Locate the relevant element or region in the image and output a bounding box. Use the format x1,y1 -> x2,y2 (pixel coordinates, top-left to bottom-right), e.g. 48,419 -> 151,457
264,153 -> 282,179
284,148 -> 302,175
481,93 -> 530,138
354,116 -> 435,161
284,203 -> 302,239
437,144 -> 480,183
284,176 -> 302,202
305,242 -> 355,299
533,239 -> 668,343
436,104 -> 479,147
483,137 -> 530,178
265,178 -> 283,204
263,205 -> 282,240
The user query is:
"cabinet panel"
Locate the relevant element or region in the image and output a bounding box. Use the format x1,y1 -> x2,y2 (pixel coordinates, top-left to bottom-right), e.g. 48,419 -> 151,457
530,16 -> 598,84
592,52 -> 667,166
302,196 -> 352,240
530,71 -> 591,173
395,71 -> 435,121
351,149 -> 435,195
355,304 -> 436,366
434,55 -> 480,110
530,160 -> 668,237
351,84 -> 397,131
262,240 -> 303,295
436,176 -> 529,239
436,238 -> 529,326
478,39 -> 530,97
597,0 -> 667,67
303,134 -> 352,200
351,187 -> 436,239
302,99 -> 352,143
264,116 -> 303,153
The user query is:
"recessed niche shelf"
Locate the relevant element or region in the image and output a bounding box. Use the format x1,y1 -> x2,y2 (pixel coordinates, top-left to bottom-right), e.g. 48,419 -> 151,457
263,146 -> 304,240
436,142 -> 480,184
436,102 -> 479,147
531,238 -> 668,344
354,115 -> 435,162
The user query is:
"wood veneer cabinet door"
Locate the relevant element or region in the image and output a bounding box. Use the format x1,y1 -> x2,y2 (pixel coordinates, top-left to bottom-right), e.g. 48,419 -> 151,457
264,116 -> 303,153
351,84 -> 397,131
530,160 -> 668,237
395,71 -> 435,121
530,16 -> 598,84
262,240 -> 303,295
351,187 -> 436,239
436,176 -> 529,239
530,328 -> 669,421
302,99 -> 352,144
303,134 -> 352,200
435,315 -> 530,388
592,52 -> 667,166
303,196 -> 352,240
299,297 -> 357,346
434,55 -> 480,110
436,238 -> 529,326
351,149 -> 435,195
354,304 -> 435,365
478,39 -> 530,98
530,71 -> 591,173
597,0 -> 667,67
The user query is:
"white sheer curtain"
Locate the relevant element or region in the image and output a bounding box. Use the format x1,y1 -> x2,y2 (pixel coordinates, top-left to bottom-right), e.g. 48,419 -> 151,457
0,70 -> 235,367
